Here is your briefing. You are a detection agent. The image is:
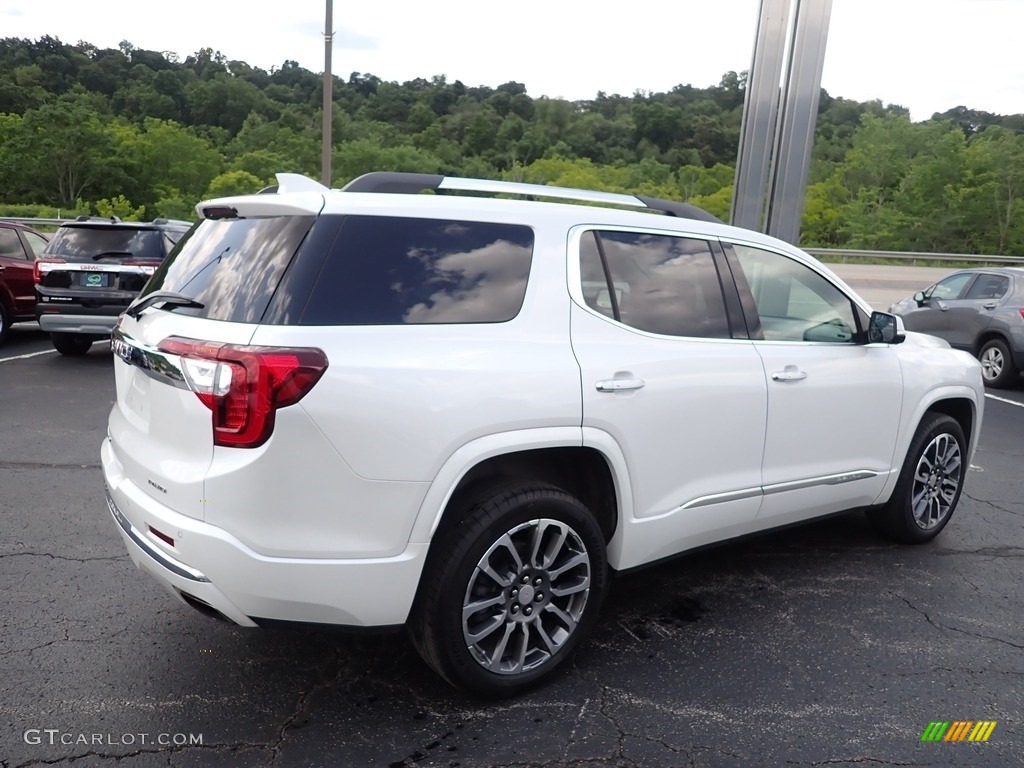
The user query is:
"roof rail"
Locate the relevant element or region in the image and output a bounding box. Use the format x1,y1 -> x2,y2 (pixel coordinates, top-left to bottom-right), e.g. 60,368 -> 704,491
340,172 -> 722,223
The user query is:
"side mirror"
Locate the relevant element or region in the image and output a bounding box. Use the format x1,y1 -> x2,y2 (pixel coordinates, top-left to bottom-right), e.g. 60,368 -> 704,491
913,290 -> 926,305
868,311 -> 905,344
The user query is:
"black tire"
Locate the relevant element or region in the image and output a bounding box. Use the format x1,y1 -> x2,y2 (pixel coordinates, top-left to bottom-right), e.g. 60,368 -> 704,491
408,482 -> 608,697
0,301 -> 10,345
978,338 -> 1017,388
866,413 -> 966,544
51,333 -> 93,356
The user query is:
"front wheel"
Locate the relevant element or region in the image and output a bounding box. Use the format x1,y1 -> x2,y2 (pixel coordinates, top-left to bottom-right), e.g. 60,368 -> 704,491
408,482 -> 608,697
51,333 -> 93,356
867,413 -> 967,544
978,338 -> 1017,388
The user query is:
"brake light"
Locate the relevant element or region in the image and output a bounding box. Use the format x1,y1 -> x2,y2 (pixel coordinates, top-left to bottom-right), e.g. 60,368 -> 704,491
157,337 -> 328,448
1019,309 -> 1024,321
33,258 -> 65,283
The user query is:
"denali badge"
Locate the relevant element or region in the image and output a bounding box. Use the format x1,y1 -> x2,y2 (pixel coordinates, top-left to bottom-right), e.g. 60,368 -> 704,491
147,479 -> 168,494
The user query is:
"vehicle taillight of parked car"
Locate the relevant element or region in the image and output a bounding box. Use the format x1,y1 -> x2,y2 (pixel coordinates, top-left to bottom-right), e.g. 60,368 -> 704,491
156,337 -> 328,449
33,258 -> 65,283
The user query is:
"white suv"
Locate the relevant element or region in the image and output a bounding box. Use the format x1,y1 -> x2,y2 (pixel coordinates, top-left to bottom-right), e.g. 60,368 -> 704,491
102,172 -> 985,696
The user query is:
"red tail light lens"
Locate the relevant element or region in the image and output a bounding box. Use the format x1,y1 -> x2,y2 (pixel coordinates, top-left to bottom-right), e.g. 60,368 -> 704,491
157,337 -> 328,448
33,258 -> 65,283
1018,308 -> 1024,320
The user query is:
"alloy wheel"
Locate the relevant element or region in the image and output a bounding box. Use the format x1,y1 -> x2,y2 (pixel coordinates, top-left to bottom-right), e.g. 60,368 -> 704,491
462,518 -> 591,676
910,432 -> 962,530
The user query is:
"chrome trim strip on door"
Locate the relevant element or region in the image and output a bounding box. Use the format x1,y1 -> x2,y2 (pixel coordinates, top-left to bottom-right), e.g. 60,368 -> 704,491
106,491 -> 210,583
670,470 -> 884,514
762,470 -> 881,495
111,326 -> 188,389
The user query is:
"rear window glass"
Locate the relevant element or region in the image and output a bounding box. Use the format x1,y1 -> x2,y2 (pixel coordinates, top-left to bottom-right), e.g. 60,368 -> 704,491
298,215 -> 534,325
45,227 -> 167,261
141,216 -> 315,323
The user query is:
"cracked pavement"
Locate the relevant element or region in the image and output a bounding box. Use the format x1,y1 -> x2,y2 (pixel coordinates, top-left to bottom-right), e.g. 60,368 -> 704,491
2,327 -> 1023,767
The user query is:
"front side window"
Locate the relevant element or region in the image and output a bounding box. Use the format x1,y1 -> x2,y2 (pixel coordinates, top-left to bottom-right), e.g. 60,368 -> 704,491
731,244 -> 859,343
929,273 -> 974,300
578,230 -> 730,338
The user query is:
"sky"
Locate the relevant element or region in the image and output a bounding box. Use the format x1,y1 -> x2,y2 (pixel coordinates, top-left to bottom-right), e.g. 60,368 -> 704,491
2,0 -> 1022,122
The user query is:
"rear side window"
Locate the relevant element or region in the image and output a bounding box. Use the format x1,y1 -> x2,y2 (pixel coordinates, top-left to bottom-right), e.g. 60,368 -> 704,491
141,216 -> 315,323
579,230 -> 731,338
963,274 -> 1009,300
45,227 -> 166,261
298,216 -> 534,325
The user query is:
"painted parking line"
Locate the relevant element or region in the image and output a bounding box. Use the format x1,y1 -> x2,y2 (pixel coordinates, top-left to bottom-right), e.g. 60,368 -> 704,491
983,393 -> 1024,411
0,349 -> 56,364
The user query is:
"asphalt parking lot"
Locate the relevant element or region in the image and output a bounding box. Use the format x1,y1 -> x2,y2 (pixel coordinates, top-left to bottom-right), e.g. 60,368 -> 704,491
2,318 -> 1023,768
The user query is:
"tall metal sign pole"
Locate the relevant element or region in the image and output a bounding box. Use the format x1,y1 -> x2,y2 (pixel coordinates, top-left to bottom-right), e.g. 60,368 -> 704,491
730,0 -> 833,244
321,0 -> 334,187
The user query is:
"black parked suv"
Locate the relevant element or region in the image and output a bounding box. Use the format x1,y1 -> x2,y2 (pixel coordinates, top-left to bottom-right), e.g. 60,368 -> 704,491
35,217 -> 192,355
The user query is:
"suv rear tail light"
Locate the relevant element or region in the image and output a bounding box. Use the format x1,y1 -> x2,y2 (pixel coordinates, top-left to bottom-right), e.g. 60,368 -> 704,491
1018,309 -> 1024,321
157,337 -> 328,448
33,258 -> 65,283
123,259 -> 162,276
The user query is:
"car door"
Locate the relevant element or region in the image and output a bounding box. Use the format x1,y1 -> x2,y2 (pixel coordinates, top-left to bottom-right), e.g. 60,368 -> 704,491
0,227 -> 36,316
898,271 -> 976,341
944,272 -> 1010,351
724,242 -> 904,525
569,227 -> 767,568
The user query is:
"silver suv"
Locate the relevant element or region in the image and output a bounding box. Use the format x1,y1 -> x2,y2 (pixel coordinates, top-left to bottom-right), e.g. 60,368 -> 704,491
103,172 -> 985,696
891,267 -> 1024,388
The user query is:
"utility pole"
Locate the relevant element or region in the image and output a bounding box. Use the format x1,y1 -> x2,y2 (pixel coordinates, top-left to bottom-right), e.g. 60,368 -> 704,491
321,0 -> 334,187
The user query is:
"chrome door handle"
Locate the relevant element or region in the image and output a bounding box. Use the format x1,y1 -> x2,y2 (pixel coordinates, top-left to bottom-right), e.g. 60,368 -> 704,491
983,302 -> 998,310
596,378 -> 645,392
771,368 -> 807,382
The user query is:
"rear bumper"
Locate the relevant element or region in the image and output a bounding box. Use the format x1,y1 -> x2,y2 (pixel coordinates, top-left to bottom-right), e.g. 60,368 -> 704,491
101,438 -> 429,628
37,312 -> 117,335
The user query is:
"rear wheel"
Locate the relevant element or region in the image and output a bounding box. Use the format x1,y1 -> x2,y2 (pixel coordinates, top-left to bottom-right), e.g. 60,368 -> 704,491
51,333 -> 93,356
408,482 -> 607,697
978,338 -> 1017,388
867,413 -> 966,544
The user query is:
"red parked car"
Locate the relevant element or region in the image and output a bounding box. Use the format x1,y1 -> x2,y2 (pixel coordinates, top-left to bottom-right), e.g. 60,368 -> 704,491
0,220 -> 50,344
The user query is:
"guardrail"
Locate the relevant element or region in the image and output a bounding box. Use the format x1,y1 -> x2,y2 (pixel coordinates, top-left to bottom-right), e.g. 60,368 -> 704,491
804,248 -> 1024,266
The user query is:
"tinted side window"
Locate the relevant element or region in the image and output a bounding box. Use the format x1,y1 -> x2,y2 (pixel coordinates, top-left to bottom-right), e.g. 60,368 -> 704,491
142,216 -> 314,323
299,216 -> 534,325
732,244 -> 858,343
0,228 -> 24,259
963,274 -> 1009,300
579,230 -> 730,338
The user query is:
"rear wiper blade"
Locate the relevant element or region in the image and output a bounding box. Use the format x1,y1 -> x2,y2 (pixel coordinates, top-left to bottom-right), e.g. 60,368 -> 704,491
125,291 -> 204,319
92,251 -> 135,260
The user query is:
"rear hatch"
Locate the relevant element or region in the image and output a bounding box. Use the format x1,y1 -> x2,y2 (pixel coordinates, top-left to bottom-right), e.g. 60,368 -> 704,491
36,223 -> 185,311
108,196 -> 323,520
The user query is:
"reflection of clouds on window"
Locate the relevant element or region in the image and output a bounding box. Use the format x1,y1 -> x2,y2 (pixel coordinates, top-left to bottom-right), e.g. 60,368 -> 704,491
403,240 -> 532,323
593,231 -> 729,338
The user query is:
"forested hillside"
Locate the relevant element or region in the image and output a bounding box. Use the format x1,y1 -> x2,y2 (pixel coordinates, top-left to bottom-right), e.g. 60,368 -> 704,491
2,36 -> 1023,253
